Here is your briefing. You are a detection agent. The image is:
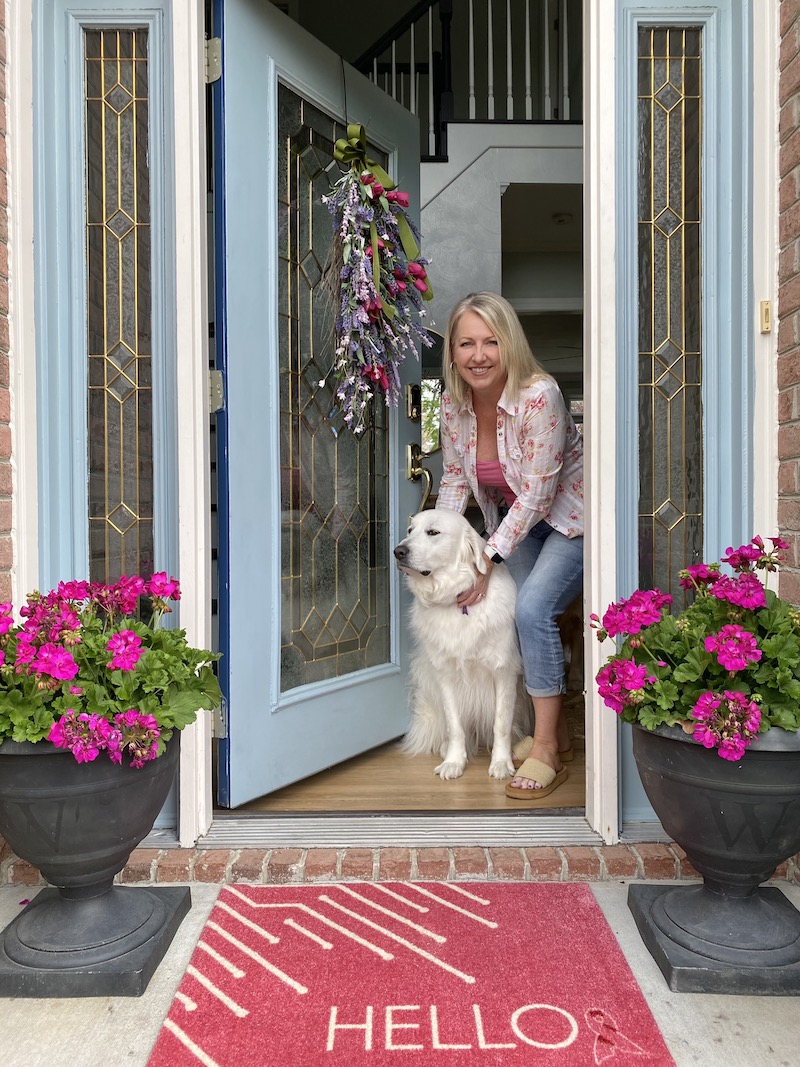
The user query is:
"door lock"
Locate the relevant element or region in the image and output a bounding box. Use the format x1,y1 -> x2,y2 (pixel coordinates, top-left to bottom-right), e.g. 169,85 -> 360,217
405,382 -> 422,421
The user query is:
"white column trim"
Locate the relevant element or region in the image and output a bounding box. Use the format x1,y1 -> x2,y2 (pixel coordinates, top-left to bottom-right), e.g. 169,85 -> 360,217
752,0 -> 779,540
584,0 -> 620,843
7,0 -> 39,605
172,2 -> 213,845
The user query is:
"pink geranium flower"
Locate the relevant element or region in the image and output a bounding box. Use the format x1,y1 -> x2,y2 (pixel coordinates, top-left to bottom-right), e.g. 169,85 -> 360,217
106,629 -> 143,671
596,659 -> 656,714
710,573 -> 767,610
30,642 -> 79,681
600,588 -> 672,638
147,571 -> 181,602
704,625 -> 762,672
679,563 -> 721,590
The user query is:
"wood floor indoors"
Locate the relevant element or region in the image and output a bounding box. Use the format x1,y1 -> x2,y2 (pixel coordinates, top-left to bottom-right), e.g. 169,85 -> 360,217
233,693 -> 586,815
235,742 -> 586,813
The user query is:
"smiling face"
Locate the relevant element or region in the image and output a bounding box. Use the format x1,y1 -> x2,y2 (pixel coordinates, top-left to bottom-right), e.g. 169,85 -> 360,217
451,310 -> 508,402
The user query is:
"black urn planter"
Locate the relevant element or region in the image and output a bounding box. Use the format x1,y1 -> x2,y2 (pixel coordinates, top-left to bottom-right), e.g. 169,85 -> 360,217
628,723 -> 800,994
0,735 -> 190,997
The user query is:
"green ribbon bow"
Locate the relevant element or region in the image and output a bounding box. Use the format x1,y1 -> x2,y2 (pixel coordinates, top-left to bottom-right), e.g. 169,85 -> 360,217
333,124 -> 395,192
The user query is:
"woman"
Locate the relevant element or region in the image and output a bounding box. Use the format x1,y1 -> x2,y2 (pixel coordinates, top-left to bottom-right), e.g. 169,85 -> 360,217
435,292 -> 584,800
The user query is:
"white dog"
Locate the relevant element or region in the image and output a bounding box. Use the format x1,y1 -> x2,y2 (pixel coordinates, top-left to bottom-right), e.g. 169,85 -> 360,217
393,509 -> 526,780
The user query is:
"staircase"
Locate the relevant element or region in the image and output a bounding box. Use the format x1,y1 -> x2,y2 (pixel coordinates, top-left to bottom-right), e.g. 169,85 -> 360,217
354,0 -> 583,160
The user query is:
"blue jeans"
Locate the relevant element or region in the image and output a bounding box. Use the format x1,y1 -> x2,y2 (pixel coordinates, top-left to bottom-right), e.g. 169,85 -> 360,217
504,521 -> 584,698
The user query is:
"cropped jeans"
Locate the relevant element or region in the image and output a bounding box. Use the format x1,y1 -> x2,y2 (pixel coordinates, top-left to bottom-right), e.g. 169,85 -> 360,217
504,520 -> 584,698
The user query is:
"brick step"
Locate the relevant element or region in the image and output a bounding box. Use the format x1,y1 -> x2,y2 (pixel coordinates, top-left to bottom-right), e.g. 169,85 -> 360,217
1,839 -> 798,886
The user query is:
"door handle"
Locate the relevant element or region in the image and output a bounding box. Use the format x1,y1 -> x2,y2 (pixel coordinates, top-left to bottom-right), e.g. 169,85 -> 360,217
407,442 -> 433,511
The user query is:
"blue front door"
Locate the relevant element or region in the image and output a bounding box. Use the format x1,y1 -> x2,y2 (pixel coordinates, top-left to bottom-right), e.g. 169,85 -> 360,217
213,1 -> 423,807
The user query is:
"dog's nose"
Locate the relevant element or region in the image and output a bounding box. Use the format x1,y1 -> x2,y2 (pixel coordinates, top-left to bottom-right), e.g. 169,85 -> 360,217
394,544 -> 408,562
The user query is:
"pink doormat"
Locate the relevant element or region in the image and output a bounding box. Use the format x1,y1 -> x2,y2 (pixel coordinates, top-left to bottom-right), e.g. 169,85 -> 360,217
147,882 -> 674,1066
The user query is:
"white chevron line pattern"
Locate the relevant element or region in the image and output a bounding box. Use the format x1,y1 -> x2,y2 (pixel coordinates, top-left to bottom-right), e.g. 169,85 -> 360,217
186,964 -> 248,1018
174,991 -> 197,1012
205,920 -> 308,993
403,883 -> 499,926
318,894 -> 476,984
214,899 -> 280,942
163,1018 -> 220,1067
283,917 -> 333,947
331,884 -> 447,942
446,884 -> 492,905
196,939 -> 245,978
222,885 -> 394,960
370,883 -> 430,911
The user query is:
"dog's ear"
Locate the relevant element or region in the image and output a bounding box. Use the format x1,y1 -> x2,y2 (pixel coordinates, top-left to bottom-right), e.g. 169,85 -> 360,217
470,527 -> 489,574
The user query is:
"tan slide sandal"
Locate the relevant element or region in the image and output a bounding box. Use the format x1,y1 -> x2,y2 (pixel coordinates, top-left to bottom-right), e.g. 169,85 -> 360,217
505,758 -> 568,800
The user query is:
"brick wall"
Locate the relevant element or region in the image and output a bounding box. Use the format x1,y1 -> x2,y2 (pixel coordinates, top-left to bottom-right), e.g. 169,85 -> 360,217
0,3 -> 10,603
780,0 -> 800,601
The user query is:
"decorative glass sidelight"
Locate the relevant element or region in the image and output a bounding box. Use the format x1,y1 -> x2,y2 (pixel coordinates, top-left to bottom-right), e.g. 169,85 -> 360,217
84,29 -> 154,584
277,85 -> 391,692
637,26 -> 702,604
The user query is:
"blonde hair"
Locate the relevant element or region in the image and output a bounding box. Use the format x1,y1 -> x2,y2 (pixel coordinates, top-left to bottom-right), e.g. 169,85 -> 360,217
442,292 -> 549,406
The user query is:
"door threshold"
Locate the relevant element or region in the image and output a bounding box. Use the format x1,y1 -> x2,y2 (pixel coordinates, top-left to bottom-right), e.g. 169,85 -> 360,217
197,812 -> 603,848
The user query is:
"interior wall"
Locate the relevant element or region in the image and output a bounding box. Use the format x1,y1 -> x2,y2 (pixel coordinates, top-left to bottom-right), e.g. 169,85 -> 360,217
421,124 -> 582,330
504,252 -> 582,300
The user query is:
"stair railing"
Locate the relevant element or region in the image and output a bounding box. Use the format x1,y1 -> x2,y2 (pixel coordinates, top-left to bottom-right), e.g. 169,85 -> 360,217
355,0 -> 582,161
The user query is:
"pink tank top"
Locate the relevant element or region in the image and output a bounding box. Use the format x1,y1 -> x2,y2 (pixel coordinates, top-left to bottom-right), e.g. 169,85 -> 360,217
476,459 -> 516,508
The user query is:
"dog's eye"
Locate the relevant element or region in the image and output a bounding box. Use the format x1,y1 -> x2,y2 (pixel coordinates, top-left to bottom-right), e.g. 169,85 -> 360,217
426,528 -> 440,537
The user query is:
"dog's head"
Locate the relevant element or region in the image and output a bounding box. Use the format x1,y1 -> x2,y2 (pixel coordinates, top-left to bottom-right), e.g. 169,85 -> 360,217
393,510 -> 487,600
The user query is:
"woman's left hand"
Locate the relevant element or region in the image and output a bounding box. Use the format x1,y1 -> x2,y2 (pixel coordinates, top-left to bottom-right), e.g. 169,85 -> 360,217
456,562 -> 493,608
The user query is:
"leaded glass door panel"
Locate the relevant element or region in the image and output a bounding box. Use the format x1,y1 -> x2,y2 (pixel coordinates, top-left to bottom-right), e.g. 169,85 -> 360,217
214,0 -> 421,807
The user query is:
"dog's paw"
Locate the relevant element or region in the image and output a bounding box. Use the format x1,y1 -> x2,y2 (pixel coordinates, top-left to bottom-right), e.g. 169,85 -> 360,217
488,756 -> 516,779
434,759 -> 466,780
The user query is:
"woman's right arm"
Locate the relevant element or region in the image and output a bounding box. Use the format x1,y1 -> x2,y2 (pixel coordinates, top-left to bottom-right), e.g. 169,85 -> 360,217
435,398 -> 471,514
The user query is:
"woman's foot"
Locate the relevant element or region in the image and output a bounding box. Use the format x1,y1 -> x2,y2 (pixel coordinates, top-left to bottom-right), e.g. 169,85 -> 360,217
512,734 -> 574,767
508,740 -> 562,791
505,744 -> 568,799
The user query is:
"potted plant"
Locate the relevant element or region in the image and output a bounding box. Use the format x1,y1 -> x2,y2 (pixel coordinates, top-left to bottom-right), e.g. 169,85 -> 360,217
0,573 -> 222,997
593,536 -> 800,994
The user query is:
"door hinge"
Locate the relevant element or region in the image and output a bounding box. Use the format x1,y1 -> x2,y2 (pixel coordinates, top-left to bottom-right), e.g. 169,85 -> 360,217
209,368 -> 225,413
205,37 -> 222,84
212,698 -> 228,739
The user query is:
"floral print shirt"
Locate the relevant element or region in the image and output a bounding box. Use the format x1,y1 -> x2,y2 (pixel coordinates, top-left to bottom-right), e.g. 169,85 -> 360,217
436,377 -> 584,560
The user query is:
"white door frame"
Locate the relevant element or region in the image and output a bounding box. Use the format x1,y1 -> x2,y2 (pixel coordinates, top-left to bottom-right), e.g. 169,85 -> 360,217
752,0 -> 779,539
583,0 -> 621,842
170,1 -> 214,845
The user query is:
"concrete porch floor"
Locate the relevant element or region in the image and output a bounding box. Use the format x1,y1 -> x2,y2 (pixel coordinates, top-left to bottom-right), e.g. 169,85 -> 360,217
0,881 -> 799,1066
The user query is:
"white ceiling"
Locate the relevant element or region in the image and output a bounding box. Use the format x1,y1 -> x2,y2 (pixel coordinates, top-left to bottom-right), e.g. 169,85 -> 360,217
501,182 -> 583,253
